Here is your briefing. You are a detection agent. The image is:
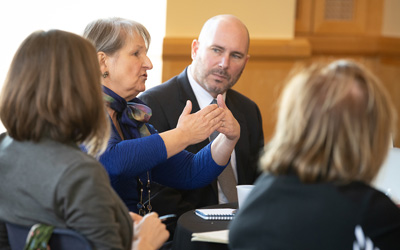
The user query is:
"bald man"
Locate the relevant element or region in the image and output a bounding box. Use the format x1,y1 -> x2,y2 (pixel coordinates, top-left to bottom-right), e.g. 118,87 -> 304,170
140,14 -> 264,235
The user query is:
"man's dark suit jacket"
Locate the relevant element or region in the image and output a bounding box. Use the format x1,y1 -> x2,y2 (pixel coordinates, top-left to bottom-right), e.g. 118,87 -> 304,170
140,67 -> 264,221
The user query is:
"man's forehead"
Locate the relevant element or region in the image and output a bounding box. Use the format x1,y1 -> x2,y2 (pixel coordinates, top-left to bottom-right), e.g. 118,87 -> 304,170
204,33 -> 248,54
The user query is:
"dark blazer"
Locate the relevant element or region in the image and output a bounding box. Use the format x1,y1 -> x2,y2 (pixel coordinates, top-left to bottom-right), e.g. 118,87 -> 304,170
140,67 -> 264,217
229,173 -> 400,249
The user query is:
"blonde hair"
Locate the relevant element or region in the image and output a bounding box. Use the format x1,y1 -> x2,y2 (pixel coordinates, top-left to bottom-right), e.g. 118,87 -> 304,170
0,30 -> 110,157
83,17 -> 151,54
261,60 -> 396,184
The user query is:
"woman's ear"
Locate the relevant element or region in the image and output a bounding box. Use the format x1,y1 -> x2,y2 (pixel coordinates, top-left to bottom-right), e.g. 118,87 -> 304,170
97,51 -> 107,73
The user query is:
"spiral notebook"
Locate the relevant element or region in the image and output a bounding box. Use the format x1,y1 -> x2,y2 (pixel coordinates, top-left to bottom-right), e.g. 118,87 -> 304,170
195,208 -> 236,220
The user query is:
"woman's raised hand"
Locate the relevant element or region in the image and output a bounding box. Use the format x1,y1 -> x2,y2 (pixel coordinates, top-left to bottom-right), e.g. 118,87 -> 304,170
215,94 -> 240,141
175,100 -> 225,145
207,95 -> 240,166
159,96 -> 240,160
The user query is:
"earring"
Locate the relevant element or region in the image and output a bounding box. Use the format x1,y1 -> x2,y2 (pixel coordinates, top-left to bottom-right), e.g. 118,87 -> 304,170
102,71 -> 109,78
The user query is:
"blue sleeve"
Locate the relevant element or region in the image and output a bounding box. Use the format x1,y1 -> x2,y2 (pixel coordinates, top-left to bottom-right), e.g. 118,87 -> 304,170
151,142 -> 227,189
99,128 -> 168,182
98,122 -> 227,190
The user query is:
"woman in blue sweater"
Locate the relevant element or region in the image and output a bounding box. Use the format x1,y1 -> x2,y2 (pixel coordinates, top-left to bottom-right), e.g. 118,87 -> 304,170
83,17 -> 240,215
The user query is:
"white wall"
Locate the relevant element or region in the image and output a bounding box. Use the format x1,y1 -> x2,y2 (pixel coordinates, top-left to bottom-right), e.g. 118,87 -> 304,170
373,147 -> 400,204
0,0 -> 166,132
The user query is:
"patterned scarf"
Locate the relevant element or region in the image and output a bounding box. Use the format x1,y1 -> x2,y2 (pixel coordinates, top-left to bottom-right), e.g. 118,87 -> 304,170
102,86 -> 154,215
102,86 -> 152,139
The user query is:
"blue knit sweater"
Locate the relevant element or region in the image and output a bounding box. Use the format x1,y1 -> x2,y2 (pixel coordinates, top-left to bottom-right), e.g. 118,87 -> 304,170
99,102 -> 226,212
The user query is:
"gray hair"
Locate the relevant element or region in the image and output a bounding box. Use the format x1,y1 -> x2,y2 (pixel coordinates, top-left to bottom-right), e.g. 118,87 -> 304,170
83,17 -> 151,55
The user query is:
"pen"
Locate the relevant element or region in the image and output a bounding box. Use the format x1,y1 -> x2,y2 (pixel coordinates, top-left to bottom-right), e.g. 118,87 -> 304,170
159,214 -> 177,221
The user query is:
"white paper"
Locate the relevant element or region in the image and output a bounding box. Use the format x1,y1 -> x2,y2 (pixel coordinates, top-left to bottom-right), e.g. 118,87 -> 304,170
191,229 -> 229,244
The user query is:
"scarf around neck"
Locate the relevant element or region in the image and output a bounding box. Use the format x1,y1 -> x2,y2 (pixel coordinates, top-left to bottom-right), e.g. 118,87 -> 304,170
102,86 -> 154,215
102,86 -> 152,139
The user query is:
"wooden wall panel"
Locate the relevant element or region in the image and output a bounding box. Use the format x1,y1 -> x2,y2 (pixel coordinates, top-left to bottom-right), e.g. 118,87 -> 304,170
295,0 -> 314,34
296,0 -> 383,36
313,0 -> 367,35
230,60 -> 301,142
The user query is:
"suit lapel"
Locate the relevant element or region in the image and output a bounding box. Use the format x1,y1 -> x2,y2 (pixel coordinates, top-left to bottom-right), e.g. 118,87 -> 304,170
177,68 -> 201,113
225,90 -> 246,130
177,68 -> 208,153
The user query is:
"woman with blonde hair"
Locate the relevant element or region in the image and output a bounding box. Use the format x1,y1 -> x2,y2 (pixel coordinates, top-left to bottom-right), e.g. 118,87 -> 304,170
0,29 -> 168,250
229,60 -> 400,249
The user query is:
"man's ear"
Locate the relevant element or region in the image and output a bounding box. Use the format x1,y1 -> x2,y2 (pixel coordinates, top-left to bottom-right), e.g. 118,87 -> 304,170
97,51 -> 107,73
244,54 -> 250,66
191,39 -> 200,60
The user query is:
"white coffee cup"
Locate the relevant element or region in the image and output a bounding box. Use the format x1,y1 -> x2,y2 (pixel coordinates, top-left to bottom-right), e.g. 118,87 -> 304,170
236,185 -> 255,208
